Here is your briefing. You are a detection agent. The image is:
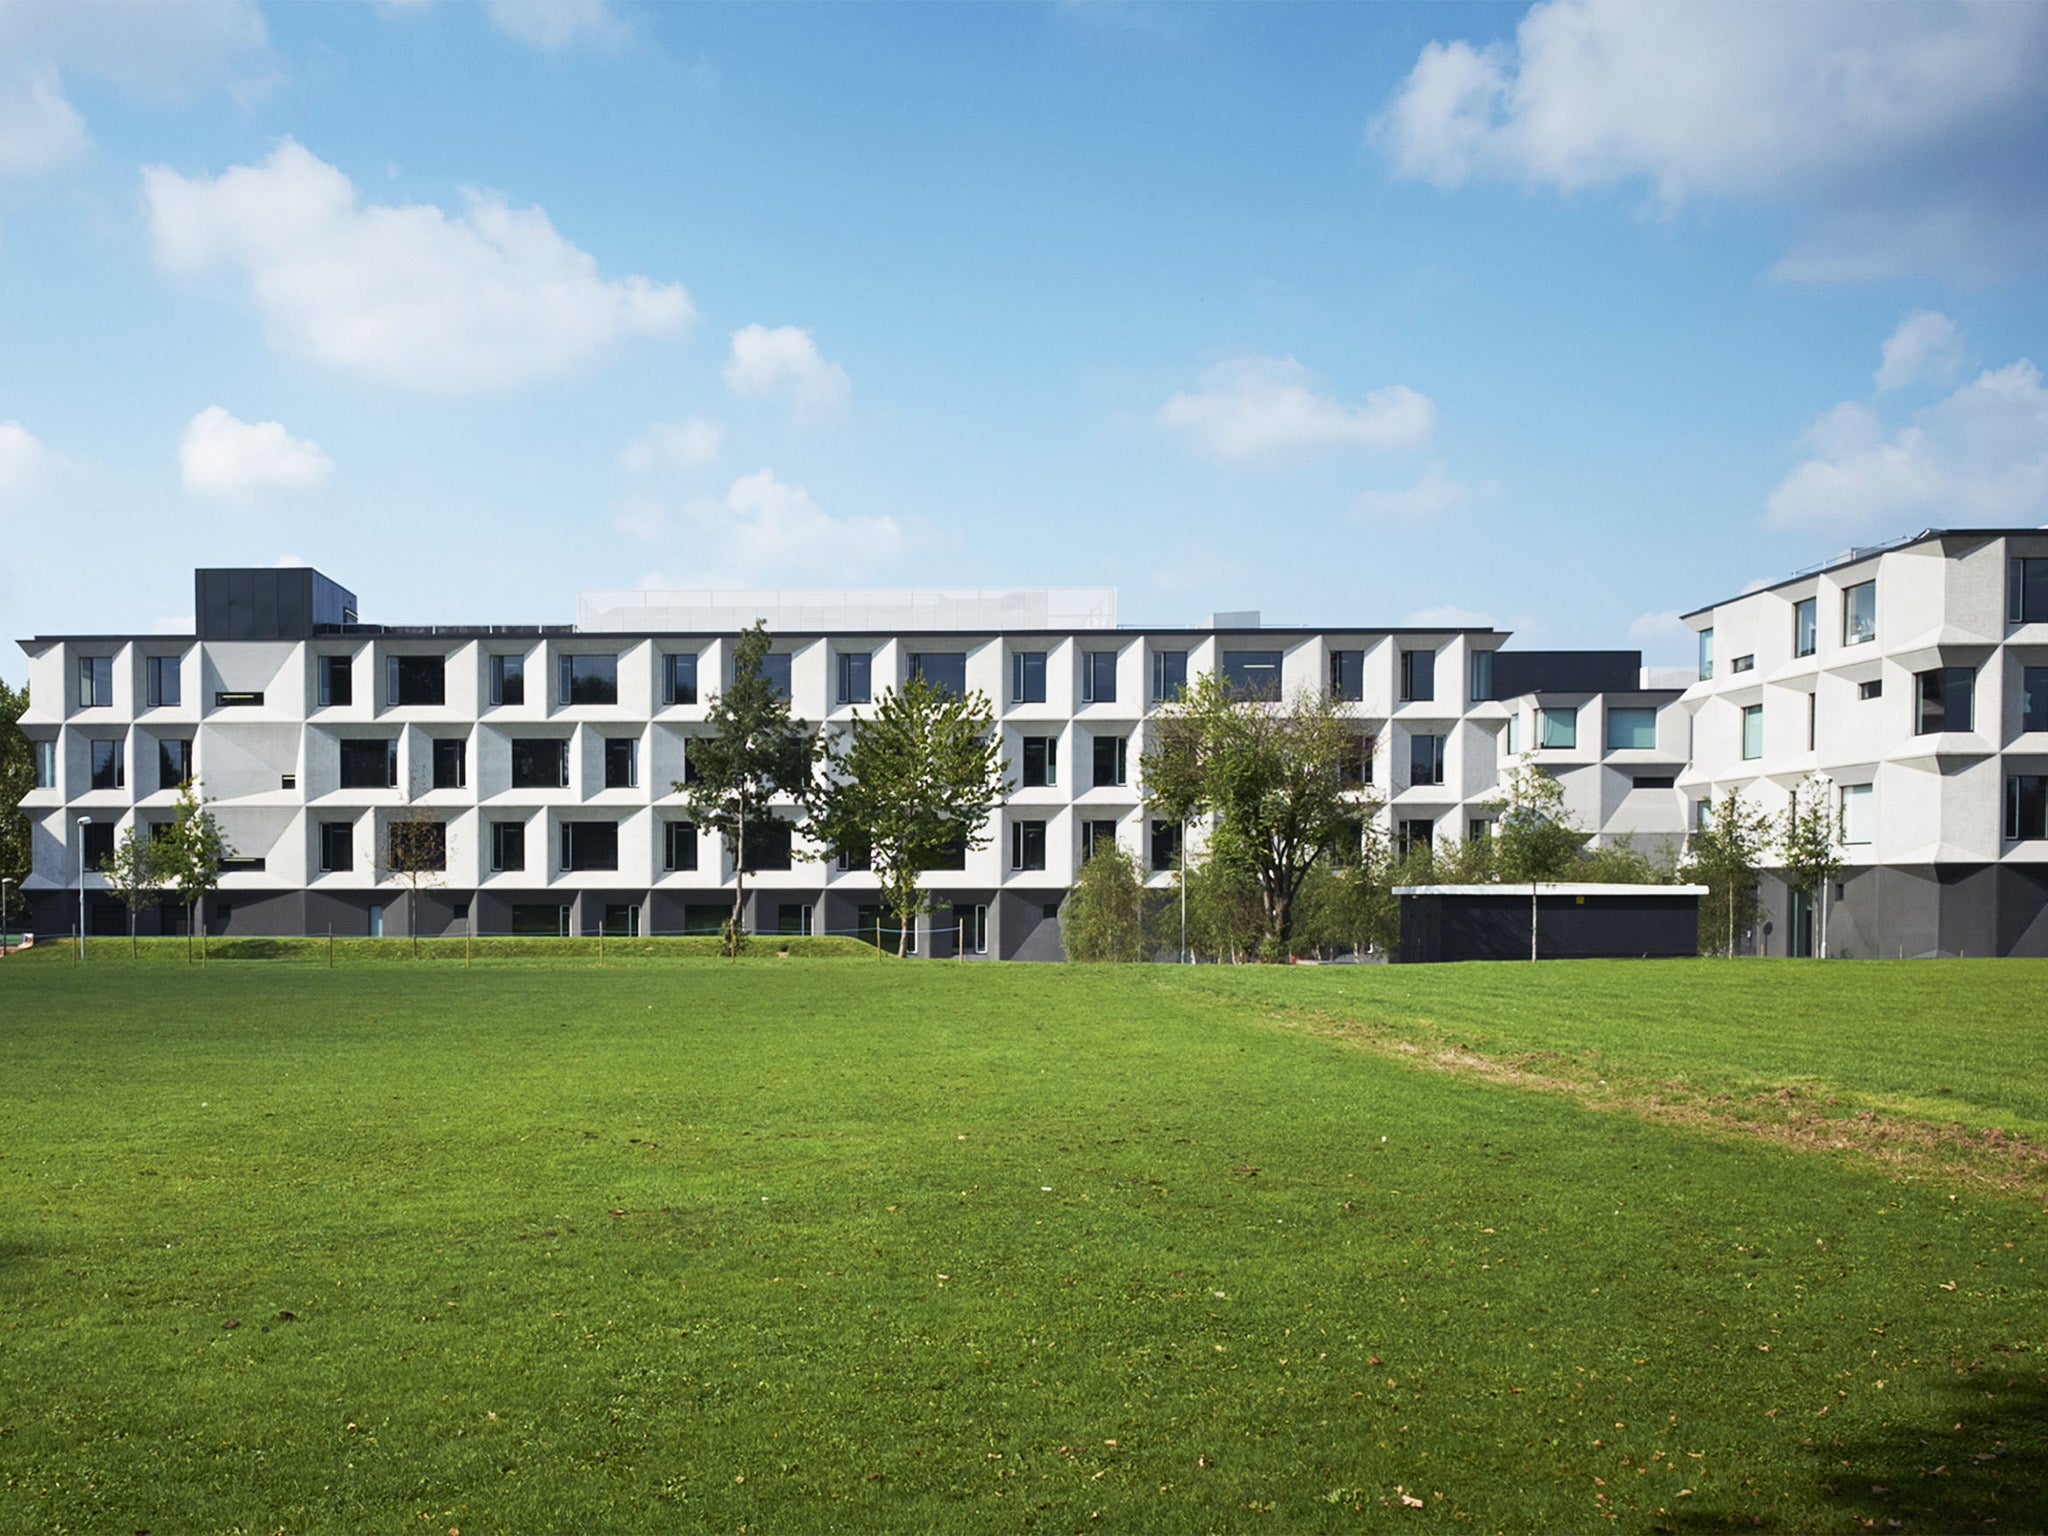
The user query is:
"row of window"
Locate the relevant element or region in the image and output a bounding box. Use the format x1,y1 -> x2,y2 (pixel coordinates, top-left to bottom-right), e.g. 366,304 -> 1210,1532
1733,665 -> 2048,759
1500,705 -> 1660,755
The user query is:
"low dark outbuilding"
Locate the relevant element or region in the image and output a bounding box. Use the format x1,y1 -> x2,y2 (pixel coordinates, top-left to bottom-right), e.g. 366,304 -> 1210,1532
1393,883 -> 1707,963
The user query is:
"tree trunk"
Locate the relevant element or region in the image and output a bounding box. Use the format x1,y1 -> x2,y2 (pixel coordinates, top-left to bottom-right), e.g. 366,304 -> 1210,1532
410,886 -> 419,959
729,812 -> 747,959
130,910 -> 137,960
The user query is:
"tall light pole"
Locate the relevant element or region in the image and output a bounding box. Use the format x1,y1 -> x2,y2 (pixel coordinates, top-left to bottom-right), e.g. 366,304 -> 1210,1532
76,816 -> 91,960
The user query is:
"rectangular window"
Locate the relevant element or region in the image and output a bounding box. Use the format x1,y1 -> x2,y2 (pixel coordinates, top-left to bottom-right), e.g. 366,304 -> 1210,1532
35,738 -> 56,789
432,738 -> 466,790
1468,817 -> 1491,842
157,738 -> 191,790
145,655 -> 181,709
1631,774 -> 1676,790
511,738 -> 570,789
603,737 -> 638,789
1082,819 -> 1118,861
1400,649 -> 1436,703
1082,651 -> 1118,704
1859,677 -> 1883,700
490,654 -> 525,707
741,817 -> 794,872
910,652 -> 967,698
599,904 -> 640,938
835,651 -> 870,706
1504,715 -> 1518,757
1469,649 -> 1494,703
663,820 -> 698,872
559,820 -> 619,872
1340,733 -> 1373,787
82,821 -> 115,868
1840,783 -> 1873,845
78,655 -> 112,708
1149,819 -> 1182,873
561,654 -> 619,707
1010,819 -> 1046,871
1221,650 -> 1283,700
1605,707 -> 1657,751
1398,819 -> 1433,858
491,820 -> 525,873
1091,734 -> 1128,787
1020,735 -> 1057,788
1329,649 -> 1364,702
1742,703 -> 1763,760
213,690 -> 263,708
928,826 -> 967,871
1793,597 -> 1818,657
2024,667 -> 2048,732
1807,691 -> 1817,751
754,653 -> 792,700
2011,557 -> 2048,624
387,821 -> 446,873
320,821 -> 353,873
1731,654 -> 1755,674
510,903 -> 569,937
1916,666 -> 1975,734
778,903 -> 814,937
339,738 -> 397,789
1843,580 -> 1876,645
387,654 -> 447,707
1698,627 -> 1714,681
1540,706 -> 1578,750
835,839 -> 872,872
1011,651 -> 1047,704
1409,732 -> 1445,786
1151,650 -> 1187,703
318,655 -> 352,708
90,739 -> 124,790
665,652 -> 699,707
2007,775 -> 2048,840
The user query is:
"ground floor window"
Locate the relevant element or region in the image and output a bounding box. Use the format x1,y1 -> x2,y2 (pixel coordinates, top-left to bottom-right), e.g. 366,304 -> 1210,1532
2008,774 -> 2048,841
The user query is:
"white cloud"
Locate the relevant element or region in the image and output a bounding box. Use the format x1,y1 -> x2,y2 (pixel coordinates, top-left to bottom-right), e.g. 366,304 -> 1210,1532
0,2 -> 271,176
620,415 -> 722,473
675,469 -> 902,585
153,613 -> 195,635
1156,356 -> 1434,459
0,421 -> 50,495
1766,359 -> 2048,531
1378,1 -> 2048,280
179,406 -> 335,501
1627,608 -> 1695,661
614,496 -> 668,541
1350,461 -> 1494,518
1405,603 -> 1495,629
1875,310 -> 1964,392
484,0 -> 627,51
723,325 -> 852,421
145,139 -> 693,392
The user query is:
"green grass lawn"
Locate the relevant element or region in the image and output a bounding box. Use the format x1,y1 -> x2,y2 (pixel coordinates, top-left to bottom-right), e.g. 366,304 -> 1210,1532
2,950 -> 2044,1533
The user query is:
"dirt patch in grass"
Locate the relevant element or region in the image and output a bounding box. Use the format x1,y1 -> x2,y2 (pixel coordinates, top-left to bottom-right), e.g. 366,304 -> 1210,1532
1282,1007 -> 2048,1204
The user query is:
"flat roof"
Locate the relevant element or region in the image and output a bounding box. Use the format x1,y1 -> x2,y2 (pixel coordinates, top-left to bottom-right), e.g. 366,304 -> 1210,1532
1678,525 -> 2047,622
1394,883 -> 1709,897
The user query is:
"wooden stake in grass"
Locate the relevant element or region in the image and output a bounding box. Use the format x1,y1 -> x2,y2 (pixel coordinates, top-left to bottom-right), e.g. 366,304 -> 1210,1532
327,927 -> 333,970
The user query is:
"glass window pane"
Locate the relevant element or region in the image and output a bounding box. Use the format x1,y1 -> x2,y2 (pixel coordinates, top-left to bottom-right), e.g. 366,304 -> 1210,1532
666,652 -> 698,706
1843,581 -> 1876,645
2024,667 -> 2048,732
910,652 -> 967,698
1540,707 -> 1578,750
1220,650 -> 1283,700
1840,784 -> 1873,845
1330,650 -> 1364,702
1400,649 -> 1435,702
1012,651 -> 1046,704
1151,650 -> 1187,703
1742,704 -> 1763,759
1698,628 -> 1714,681
1605,707 -> 1657,751
1794,598 -> 1817,657
564,654 -> 619,706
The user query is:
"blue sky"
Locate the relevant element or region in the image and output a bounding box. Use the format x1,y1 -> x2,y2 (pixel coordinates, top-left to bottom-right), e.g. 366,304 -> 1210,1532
5,0 -> 2048,686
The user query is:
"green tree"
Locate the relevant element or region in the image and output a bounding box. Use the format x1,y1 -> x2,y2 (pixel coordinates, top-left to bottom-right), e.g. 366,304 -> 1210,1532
1141,673 -> 1369,957
0,679 -> 31,897
381,811 -> 448,959
678,623 -> 819,955
809,675 -> 1006,957
1682,791 -> 1772,956
156,778 -> 232,961
1061,844 -> 1152,962
1777,774 -> 1845,958
1490,755 -> 1585,881
97,825 -> 164,959
1577,835 -> 1663,884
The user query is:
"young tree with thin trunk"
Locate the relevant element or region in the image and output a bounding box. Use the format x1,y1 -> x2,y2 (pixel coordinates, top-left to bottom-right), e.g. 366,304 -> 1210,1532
809,675 -> 1006,958
677,623 -> 819,957
1777,773 -> 1845,958
1682,790 -> 1771,956
1062,843 -> 1151,962
0,680 -> 31,899
98,825 -> 163,959
1141,673 -> 1367,958
381,811 -> 447,959
157,778 -> 231,962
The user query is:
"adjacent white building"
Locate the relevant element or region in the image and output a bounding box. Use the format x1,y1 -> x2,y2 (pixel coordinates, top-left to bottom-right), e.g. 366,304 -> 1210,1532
17,566 -> 1687,957
1679,527 -> 2048,957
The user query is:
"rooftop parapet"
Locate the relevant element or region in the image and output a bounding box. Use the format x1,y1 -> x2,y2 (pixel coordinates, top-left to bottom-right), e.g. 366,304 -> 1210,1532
577,586 -> 1119,634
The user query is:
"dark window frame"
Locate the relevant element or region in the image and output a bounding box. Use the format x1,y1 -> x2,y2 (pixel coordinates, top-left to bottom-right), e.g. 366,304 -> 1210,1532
1011,650 -> 1047,705
386,653 -> 447,708
319,821 -> 354,874
1399,648 -> 1436,703
1330,648 -> 1364,703
490,653 -> 526,707
490,819 -> 526,873
560,653 -> 620,707
339,738 -> 398,790
1020,735 -> 1058,788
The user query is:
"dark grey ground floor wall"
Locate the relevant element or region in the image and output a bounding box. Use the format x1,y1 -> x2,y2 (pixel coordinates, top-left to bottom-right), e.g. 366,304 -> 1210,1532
20,885 -> 1074,960
1752,864 -> 2048,959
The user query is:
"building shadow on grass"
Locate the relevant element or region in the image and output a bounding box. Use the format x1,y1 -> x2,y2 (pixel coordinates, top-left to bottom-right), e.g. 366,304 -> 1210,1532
1657,1372 -> 2047,1533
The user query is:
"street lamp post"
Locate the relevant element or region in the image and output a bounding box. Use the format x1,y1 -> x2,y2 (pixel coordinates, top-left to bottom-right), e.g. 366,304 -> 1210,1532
76,816 -> 91,960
